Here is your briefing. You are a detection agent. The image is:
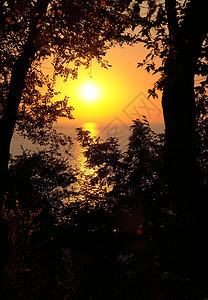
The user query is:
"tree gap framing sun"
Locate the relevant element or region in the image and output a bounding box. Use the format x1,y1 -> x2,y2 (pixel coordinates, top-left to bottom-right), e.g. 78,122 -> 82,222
79,80 -> 101,103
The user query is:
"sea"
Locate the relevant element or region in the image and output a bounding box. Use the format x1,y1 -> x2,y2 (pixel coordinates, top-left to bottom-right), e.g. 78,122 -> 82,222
10,121 -> 164,166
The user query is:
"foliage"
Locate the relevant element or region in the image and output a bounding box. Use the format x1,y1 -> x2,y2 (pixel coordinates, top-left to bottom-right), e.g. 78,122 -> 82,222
1,0 -> 208,297
1,150 -> 77,297
2,116 -> 208,298
0,0 -> 139,147
8,150 -> 77,214
73,117 -> 208,299
76,118 -> 167,215
131,1 -> 208,105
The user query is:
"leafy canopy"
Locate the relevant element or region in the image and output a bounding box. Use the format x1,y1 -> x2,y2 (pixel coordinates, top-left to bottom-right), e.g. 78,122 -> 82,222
0,0 -> 139,150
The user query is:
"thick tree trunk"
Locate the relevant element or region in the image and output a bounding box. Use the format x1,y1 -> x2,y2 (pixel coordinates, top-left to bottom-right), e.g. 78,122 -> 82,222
0,0 -> 50,194
162,51 -> 201,267
0,43 -> 36,189
0,0 -> 50,291
162,0 -> 208,284
162,52 -> 197,211
162,60 -> 208,297
0,40 -> 37,294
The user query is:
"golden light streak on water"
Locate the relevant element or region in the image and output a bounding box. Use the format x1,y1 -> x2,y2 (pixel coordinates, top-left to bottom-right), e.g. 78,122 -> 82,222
83,122 -> 98,137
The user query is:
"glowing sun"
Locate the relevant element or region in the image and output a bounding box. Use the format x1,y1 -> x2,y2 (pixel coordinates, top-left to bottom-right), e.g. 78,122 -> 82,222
79,80 -> 101,103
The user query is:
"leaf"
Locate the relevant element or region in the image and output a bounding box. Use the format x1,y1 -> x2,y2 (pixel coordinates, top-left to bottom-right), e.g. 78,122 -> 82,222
5,17 -> 12,24
36,23 -> 42,29
147,88 -> 158,99
137,62 -> 144,68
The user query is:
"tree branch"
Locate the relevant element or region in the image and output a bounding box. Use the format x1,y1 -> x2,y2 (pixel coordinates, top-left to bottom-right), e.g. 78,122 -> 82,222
2,0 -> 50,138
181,0 -> 208,61
165,0 -> 179,46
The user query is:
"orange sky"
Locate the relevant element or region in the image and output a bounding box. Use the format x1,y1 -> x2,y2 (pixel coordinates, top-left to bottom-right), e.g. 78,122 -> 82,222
11,43 -> 164,157
55,42 -> 164,127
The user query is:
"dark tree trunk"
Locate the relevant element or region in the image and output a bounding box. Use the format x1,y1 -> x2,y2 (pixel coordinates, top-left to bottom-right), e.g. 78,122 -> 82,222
162,48 -> 201,271
0,0 -> 50,194
0,0 -> 50,291
0,38 -> 37,295
0,42 -> 36,191
162,0 -> 208,282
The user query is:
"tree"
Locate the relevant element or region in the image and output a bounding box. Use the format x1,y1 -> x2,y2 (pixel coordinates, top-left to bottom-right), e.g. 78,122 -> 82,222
1,0 -> 208,295
129,0 -> 208,278
2,121 -> 164,298
0,0 -> 139,290
2,150 -> 77,298
0,0 -> 137,193
76,115 -> 208,298
2,119 -> 207,297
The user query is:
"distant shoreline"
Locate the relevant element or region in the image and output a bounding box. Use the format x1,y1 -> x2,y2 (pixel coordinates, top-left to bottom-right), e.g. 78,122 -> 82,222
11,121 -> 165,159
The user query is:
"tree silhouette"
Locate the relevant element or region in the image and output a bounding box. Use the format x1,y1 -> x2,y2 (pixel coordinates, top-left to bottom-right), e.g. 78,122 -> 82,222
2,150 -> 77,298
1,0 -> 208,297
128,0 -> 208,282
1,117 -> 207,298
75,117 -> 208,298
0,0 -> 138,287
0,0 -> 136,193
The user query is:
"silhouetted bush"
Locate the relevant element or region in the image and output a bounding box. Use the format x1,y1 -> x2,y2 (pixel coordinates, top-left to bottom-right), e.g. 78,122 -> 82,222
2,118 -> 208,299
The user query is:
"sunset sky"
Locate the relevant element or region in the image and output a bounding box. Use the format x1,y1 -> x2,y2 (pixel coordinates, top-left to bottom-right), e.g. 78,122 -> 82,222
54,42 -> 164,128
12,42 -> 164,156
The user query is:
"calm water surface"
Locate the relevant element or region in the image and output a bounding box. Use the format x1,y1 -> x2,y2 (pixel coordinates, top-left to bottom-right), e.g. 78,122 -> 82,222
11,121 -> 164,166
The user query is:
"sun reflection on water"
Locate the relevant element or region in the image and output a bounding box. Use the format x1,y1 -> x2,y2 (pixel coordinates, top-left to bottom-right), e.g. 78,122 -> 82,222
77,122 -> 98,175
83,122 -> 98,137
63,122 -> 110,206
70,122 -> 100,205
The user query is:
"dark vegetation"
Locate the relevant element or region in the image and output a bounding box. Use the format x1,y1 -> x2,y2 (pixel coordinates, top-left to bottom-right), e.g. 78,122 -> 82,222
0,115 -> 207,299
1,0 -> 208,299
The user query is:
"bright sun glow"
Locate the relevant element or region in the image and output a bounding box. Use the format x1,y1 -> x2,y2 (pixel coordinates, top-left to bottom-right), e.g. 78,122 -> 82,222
79,80 -> 100,103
